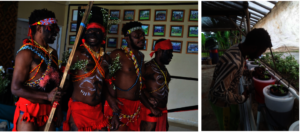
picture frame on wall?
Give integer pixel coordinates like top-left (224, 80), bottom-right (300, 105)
top-left (108, 24), bottom-right (119, 34)
top-left (171, 10), bottom-right (185, 22)
top-left (72, 9), bottom-right (78, 21)
top-left (124, 10), bottom-right (135, 21)
top-left (141, 39), bottom-right (148, 51)
top-left (170, 25), bottom-right (183, 37)
top-left (121, 38), bottom-right (128, 48)
top-left (141, 24), bottom-right (149, 36)
top-left (152, 39), bottom-right (157, 51)
top-left (70, 22), bottom-right (77, 32)
top-left (188, 26), bottom-right (198, 37)
top-left (69, 35), bottom-right (76, 45)
top-left (153, 25), bottom-right (166, 36)
top-left (155, 10), bottom-right (167, 21)
top-left (68, 48), bottom-right (72, 53)
top-left (171, 41), bottom-right (182, 53)
top-left (189, 9), bottom-right (198, 21)
top-left (110, 10), bottom-right (120, 20)
top-left (186, 41), bottom-right (198, 54)
top-left (107, 37), bottom-right (118, 48)
top-left (139, 9), bottom-right (150, 21)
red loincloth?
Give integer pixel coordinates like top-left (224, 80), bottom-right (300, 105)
top-left (63, 98), bottom-right (108, 131)
top-left (12, 97), bottom-right (56, 131)
top-left (140, 104), bottom-right (168, 131)
top-left (104, 98), bottom-right (141, 131)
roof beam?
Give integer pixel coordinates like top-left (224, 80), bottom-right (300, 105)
top-left (248, 6), bottom-right (268, 16)
top-left (202, 2), bottom-right (224, 10)
top-left (227, 16), bottom-right (246, 36)
top-left (268, 1), bottom-right (277, 4)
top-left (202, 10), bottom-right (245, 17)
top-left (251, 1), bottom-right (272, 10)
top-left (249, 12), bottom-right (263, 19)
top-left (251, 15), bottom-right (261, 20)
top-left (202, 28), bottom-right (238, 32)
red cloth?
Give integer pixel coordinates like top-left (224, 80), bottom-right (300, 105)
top-left (12, 97), bottom-right (56, 131)
top-left (209, 49), bottom-right (218, 53)
top-left (63, 98), bottom-right (108, 131)
top-left (104, 98), bottom-right (141, 131)
top-left (150, 39), bottom-right (173, 57)
top-left (140, 104), bottom-right (168, 131)
top-left (86, 22), bottom-right (105, 33)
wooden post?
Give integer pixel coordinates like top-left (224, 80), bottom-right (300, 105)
top-left (44, 1), bottom-right (94, 131)
top-left (227, 16), bottom-right (246, 36)
top-left (245, 9), bottom-right (251, 33)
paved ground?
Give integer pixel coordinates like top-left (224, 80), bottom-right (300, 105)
top-left (169, 121), bottom-right (198, 131)
top-left (201, 65), bottom-right (220, 130)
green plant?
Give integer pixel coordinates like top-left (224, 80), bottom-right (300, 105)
top-left (0, 66), bottom-right (10, 94)
top-left (70, 57), bottom-right (89, 73)
top-left (109, 53), bottom-right (122, 77)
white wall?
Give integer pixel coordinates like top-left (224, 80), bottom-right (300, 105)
top-left (253, 1), bottom-right (299, 49)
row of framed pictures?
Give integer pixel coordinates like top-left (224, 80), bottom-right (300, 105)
top-left (105, 24), bottom-right (198, 37)
top-left (67, 39), bottom-right (197, 54)
top-left (71, 9), bottom-right (198, 22)
top-left (106, 38), bottom-right (198, 54)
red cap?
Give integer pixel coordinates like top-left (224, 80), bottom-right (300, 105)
top-left (150, 39), bottom-right (173, 57)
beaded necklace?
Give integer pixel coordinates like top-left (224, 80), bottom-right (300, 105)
top-left (72, 43), bottom-right (105, 82)
top-left (150, 59), bottom-right (169, 93)
top-left (122, 47), bottom-right (143, 96)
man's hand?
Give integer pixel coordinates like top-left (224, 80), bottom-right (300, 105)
top-left (47, 87), bottom-right (61, 102)
top-left (110, 115), bottom-right (120, 130)
top-left (148, 97), bottom-right (157, 108)
top-left (150, 107), bottom-right (162, 117)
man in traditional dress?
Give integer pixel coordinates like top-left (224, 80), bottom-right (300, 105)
top-left (104, 21), bottom-right (161, 131)
top-left (140, 39), bottom-right (173, 131)
top-left (62, 8), bottom-right (120, 131)
top-left (11, 9), bottom-right (62, 131)
top-left (209, 28), bottom-right (272, 130)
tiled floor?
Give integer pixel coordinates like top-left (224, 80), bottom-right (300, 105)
top-left (169, 121), bottom-right (198, 131)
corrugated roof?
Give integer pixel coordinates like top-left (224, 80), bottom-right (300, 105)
top-left (202, 1), bottom-right (278, 31)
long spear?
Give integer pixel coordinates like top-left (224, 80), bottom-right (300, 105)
top-left (44, 1), bottom-right (94, 131)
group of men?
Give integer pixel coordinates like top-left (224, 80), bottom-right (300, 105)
top-left (11, 8), bottom-right (173, 131)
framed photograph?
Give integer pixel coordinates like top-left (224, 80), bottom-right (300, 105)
top-left (139, 9), bottom-right (150, 21)
top-left (72, 9), bottom-right (78, 21)
top-left (189, 9), bottom-right (198, 21)
top-left (186, 41), bottom-right (198, 54)
top-left (188, 26), bottom-right (198, 37)
top-left (153, 25), bottom-right (166, 36)
top-left (107, 37), bottom-right (118, 48)
top-left (155, 10), bottom-right (167, 21)
top-left (121, 38), bottom-right (128, 48)
top-left (124, 10), bottom-right (135, 21)
top-left (110, 10), bottom-right (120, 20)
top-left (171, 10), bottom-right (185, 22)
top-left (152, 39), bottom-right (158, 51)
top-left (69, 35), bottom-right (76, 45)
top-left (171, 41), bottom-right (182, 53)
top-left (68, 47), bottom-right (72, 53)
top-left (108, 24), bottom-right (119, 34)
top-left (141, 39), bottom-right (148, 51)
top-left (170, 25), bottom-right (183, 37)
top-left (141, 24), bottom-right (149, 36)
top-left (70, 22), bottom-right (77, 32)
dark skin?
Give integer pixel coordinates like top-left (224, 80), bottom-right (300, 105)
top-left (140, 49), bottom-right (173, 131)
top-left (108, 29), bottom-right (161, 131)
top-left (11, 23), bottom-right (63, 131)
top-left (68, 28), bottom-right (120, 131)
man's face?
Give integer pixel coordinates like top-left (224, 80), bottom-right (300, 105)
top-left (85, 28), bottom-right (103, 46)
top-left (249, 46), bottom-right (268, 60)
top-left (42, 23), bottom-right (59, 44)
top-left (159, 49), bottom-right (173, 65)
top-left (128, 29), bottom-right (145, 50)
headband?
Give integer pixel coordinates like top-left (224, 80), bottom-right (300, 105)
top-left (86, 22), bottom-right (105, 33)
top-left (149, 39), bottom-right (173, 57)
top-left (126, 26), bottom-right (143, 35)
top-left (28, 18), bottom-right (58, 45)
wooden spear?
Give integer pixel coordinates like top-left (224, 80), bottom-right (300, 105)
top-left (44, 1), bottom-right (94, 131)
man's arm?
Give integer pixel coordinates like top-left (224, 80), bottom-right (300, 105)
top-left (210, 62), bottom-right (248, 105)
top-left (11, 50), bottom-right (61, 103)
